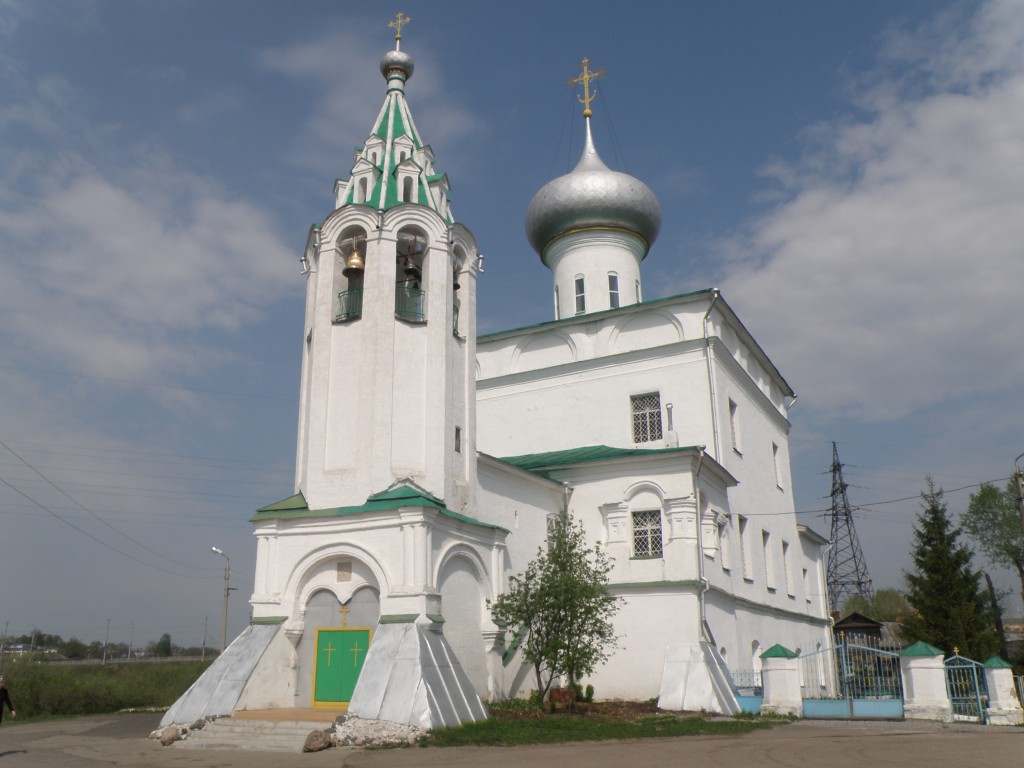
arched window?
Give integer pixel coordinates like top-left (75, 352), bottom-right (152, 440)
top-left (635, 279), bottom-right (642, 303)
top-left (608, 272), bottom-right (620, 309)
top-left (574, 275), bottom-right (586, 315)
top-left (357, 177), bottom-right (368, 203)
top-left (554, 285), bottom-right (560, 320)
top-left (333, 228), bottom-right (367, 322)
top-left (452, 246), bottom-right (466, 337)
top-left (395, 228), bottom-right (426, 324)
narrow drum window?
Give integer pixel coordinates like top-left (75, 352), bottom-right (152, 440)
top-left (574, 275), bottom-right (586, 314)
top-left (608, 273), bottom-right (620, 308)
top-left (630, 392), bottom-right (663, 443)
top-left (728, 399), bottom-right (741, 453)
top-left (632, 510), bottom-right (663, 557)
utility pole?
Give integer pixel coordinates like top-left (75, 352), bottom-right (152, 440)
top-left (102, 618), bottom-right (111, 664)
top-left (1013, 453), bottom-right (1024, 526)
top-left (211, 547), bottom-right (235, 653)
top-left (826, 442), bottom-right (874, 616)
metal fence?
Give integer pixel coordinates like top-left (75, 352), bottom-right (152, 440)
top-left (798, 633), bottom-right (903, 719)
top-left (945, 653), bottom-right (988, 722)
top-left (728, 669), bottom-right (763, 695)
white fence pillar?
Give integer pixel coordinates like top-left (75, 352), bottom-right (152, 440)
top-left (899, 641), bottom-right (952, 722)
top-left (760, 644), bottom-right (801, 717)
top-left (983, 656), bottom-right (1024, 725)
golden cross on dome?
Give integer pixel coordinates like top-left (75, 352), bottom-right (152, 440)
top-left (568, 58), bottom-right (605, 118)
top-left (389, 12), bottom-right (411, 43)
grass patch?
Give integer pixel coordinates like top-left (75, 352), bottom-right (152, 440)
top-left (0, 660), bottom-right (211, 720)
top-left (426, 712), bottom-right (779, 747)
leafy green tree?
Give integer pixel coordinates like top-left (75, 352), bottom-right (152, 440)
top-left (962, 480), bottom-right (1024, 609)
top-left (843, 588), bottom-right (912, 623)
top-left (153, 633), bottom-right (173, 658)
top-left (903, 479), bottom-right (999, 659)
top-left (489, 515), bottom-right (620, 706)
top-left (61, 637), bottom-right (88, 660)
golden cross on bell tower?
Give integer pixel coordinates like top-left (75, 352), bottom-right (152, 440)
top-left (568, 58), bottom-right (606, 119)
top-left (389, 12), bottom-right (411, 48)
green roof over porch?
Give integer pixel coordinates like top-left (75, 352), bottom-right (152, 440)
top-left (251, 484), bottom-right (509, 533)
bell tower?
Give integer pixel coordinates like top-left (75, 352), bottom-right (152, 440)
top-left (294, 20), bottom-right (479, 514)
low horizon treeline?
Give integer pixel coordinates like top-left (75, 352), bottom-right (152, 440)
top-left (1, 630), bottom-right (215, 661)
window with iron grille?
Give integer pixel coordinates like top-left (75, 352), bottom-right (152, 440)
top-left (632, 510), bottom-right (663, 557)
top-left (631, 392), bottom-right (663, 443)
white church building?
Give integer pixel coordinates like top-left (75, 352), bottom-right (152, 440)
top-left (163, 21), bottom-right (831, 730)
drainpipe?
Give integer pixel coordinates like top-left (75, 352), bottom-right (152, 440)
top-left (694, 446), bottom-right (713, 644)
top-left (703, 289), bottom-right (722, 461)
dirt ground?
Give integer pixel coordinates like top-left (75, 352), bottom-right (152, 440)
top-left (1, 711), bottom-right (1023, 768)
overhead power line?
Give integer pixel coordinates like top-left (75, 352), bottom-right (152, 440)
top-left (0, 441), bottom-right (219, 578)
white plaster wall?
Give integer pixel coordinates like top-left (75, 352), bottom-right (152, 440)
top-left (478, 345), bottom-right (713, 457)
top-left (588, 590), bottom-right (701, 700)
top-left (438, 556), bottom-right (489, 694)
top-left (703, 590), bottom-right (831, 676)
top-left (474, 457), bottom-right (562, 579)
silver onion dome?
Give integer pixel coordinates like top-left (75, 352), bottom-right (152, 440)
top-left (380, 49), bottom-right (414, 81)
top-left (526, 122), bottom-right (661, 259)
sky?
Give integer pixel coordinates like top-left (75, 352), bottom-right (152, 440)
top-left (1, 0), bottom-right (1023, 648)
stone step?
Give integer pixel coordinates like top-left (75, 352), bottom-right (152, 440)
top-left (174, 718), bottom-right (335, 752)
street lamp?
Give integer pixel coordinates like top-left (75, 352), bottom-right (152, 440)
top-left (211, 546), bottom-right (231, 653)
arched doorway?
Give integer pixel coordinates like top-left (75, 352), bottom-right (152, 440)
top-left (297, 584), bottom-right (381, 708)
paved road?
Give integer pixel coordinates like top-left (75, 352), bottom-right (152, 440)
top-left (1, 715), bottom-right (1022, 767)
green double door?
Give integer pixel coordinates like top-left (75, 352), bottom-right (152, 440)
top-left (313, 628), bottom-right (371, 707)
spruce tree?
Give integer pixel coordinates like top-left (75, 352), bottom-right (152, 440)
top-left (903, 478), bottom-right (999, 659)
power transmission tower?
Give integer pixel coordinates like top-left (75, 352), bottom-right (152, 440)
top-left (826, 442), bottom-right (873, 615)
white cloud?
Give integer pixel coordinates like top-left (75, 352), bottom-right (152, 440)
top-left (720, 0), bottom-right (1024, 422)
top-left (0, 162), bottom-right (296, 381)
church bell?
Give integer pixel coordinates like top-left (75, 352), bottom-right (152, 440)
top-left (403, 256), bottom-right (422, 281)
top-left (342, 248), bottom-right (365, 277)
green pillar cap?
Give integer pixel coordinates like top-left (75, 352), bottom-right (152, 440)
top-left (984, 656), bottom-right (1013, 669)
top-left (760, 643), bottom-right (798, 659)
top-left (900, 640), bottom-right (944, 657)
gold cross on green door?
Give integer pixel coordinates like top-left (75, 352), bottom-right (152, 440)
top-left (313, 628), bottom-right (371, 706)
